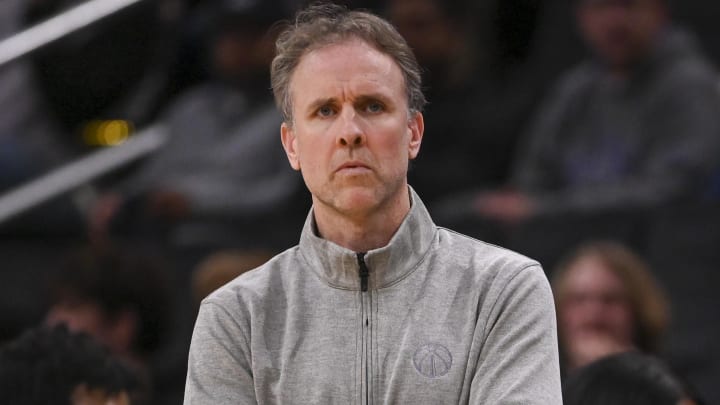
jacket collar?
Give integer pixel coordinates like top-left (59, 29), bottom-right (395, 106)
top-left (298, 187), bottom-right (437, 290)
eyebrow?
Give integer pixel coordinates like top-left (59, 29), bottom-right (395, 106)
top-left (355, 93), bottom-right (393, 106)
top-left (306, 98), bottom-right (337, 114)
top-left (305, 93), bottom-right (395, 113)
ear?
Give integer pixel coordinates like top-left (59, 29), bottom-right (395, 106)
top-left (407, 112), bottom-right (424, 160)
top-left (281, 122), bottom-right (301, 171)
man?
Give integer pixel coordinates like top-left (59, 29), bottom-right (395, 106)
top-left (184, 4), bottom-right (562, 404)
top-left (473, 0), bottom-right (720, 223)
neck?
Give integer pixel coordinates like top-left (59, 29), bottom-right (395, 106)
top-left (312, 187), bottom-right (411, 252)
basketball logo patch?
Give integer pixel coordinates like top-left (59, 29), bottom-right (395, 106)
top-left (413, 343), bottom-right (452, 378)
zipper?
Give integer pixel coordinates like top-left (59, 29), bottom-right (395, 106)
top-left (357, 252), bottom-right (370, 405)
top-left (357, 252), bottom-right (369, 292)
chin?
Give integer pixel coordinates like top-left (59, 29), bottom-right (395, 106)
top-left (312, 178), bottom-right (407, 217)
top-left (332, 187), bottom-right (383, 215)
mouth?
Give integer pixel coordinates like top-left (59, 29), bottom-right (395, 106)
top-left (336, 161), bottom-right (371, 174)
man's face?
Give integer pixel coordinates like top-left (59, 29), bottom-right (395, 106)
top-left (577, 0), bottom-right (667, 69)
top-left (281, 39), bottom-right (423, 218)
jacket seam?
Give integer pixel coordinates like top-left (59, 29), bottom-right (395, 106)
top-left (438, 226), bottom-right (539, 264)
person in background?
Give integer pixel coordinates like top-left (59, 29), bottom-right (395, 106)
top-left (552, 241), bottom-right (669, 373)
top-left (471, 0), bottom-right (720, 223)
top-left (0, 324), bottom-right (137, 405)
top-left (45, 245), bottom-right (173, 404)
top-left (563, 352), bottom-right (700, 405)
top-left (89, 0), bottom-right (304, 252)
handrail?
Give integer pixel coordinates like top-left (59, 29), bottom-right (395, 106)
top-left (0, 0), bottom-right (143, 67)
top-left (0, 125), bottom-right (167, 224)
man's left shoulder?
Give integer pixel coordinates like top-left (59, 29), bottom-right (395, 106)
top-left (434, 226), bottom-right (542, 277)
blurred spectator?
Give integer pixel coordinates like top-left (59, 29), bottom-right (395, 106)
top-left (388, 0), bottom-right (542, 205)
top-left (563, 352), bottom-right (700, 405)
top-left (89, 0), bottom-right (305, 252)
top-left (468, 0), bottom-right (720, 223)
top-left (45, 245), bottom-right (173, 404)
top-left (0, 324), bottom-right (138, 405)
top-left (553, 241), bottom-right (668, 373)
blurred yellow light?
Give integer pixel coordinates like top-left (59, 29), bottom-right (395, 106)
top-left (83, 120), bottom-right (133, 146)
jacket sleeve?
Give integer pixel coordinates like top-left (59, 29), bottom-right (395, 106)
top-left (469, 264), bottom-right (563, 404)
top-left (184, 300), bottom-right (257, 405)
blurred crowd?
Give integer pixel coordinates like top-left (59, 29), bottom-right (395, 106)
top-left (0, 0), bottom-right (719, 403)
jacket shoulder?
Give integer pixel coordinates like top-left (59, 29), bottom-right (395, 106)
top-left (435, 227), bottom-right (543, 277)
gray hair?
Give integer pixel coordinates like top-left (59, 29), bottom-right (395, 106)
top-left (271, 3), bottom-right (426, 124)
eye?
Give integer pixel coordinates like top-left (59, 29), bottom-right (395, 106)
top-left (317, 105), bottom-right (335, 117)
top-left (365, 102), bottom-right (384, 113)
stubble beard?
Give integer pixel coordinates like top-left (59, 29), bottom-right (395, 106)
top-left (314, 170), bottom-right (407, 222)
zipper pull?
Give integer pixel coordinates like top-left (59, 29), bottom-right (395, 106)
top-left (356, 252), bottom-right (369, 292)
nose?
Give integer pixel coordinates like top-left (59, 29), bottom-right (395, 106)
top-left (336, 107), bottom-right (365, 147)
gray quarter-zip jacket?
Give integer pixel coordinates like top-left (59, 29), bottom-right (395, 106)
top-left (184, 189), bottom-right (562, 404)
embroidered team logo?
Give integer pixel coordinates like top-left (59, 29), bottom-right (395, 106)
top-left (413, 343), bottom-right (452, 378)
